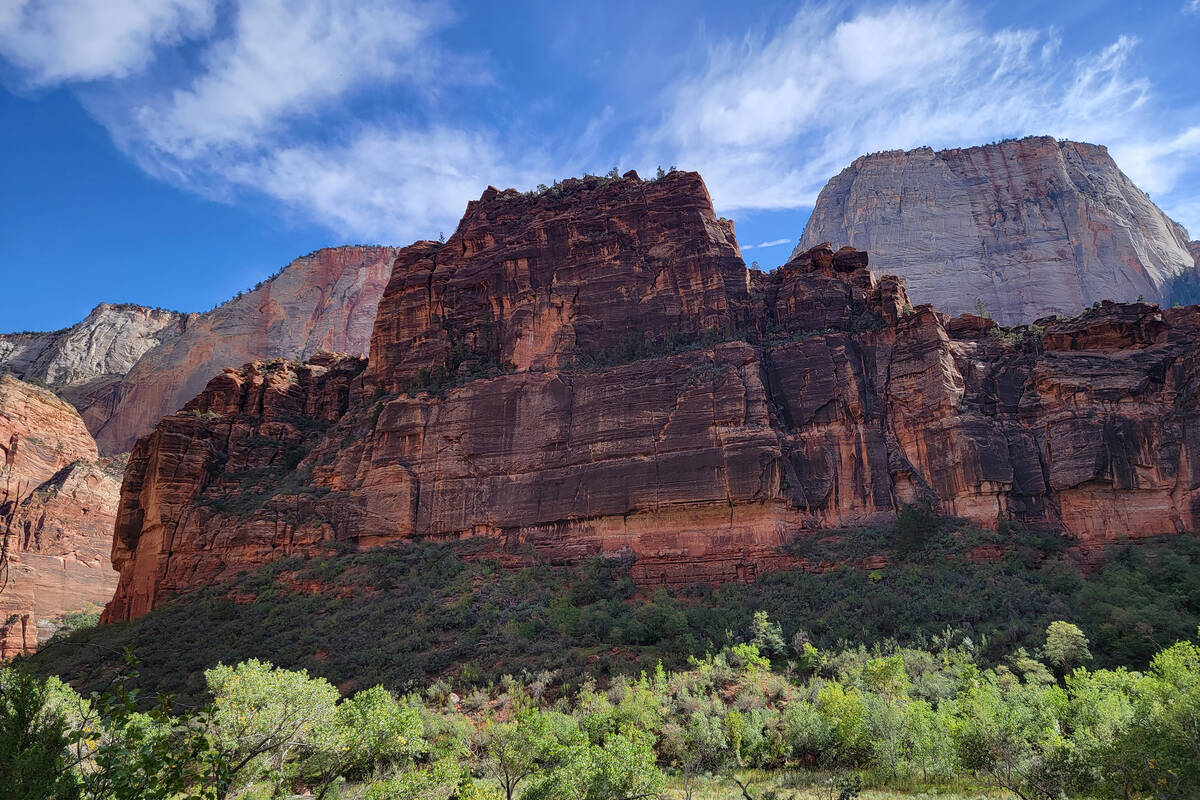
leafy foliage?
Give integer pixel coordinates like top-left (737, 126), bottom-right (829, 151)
top-left (26, 528), bottom-right (1200, 707)
top-left (9, 625), bottom-right (1200, 798)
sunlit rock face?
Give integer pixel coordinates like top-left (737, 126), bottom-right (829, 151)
top-left (798, 137), bottom-right (1195, 324)
top-left (0, 375), bottom-right (120, 658)
top-left (0, 304), bottom-right (185, 387)
top-left (0, 246), bottom-right (397, 455)
top-left (100, 172), bottom-right (1200, 623)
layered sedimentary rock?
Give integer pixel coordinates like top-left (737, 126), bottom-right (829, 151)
top-left (798, 137), bottom-right (1195, 323)
top-left (0, 304), bottom-right (184, 387)
top-left (102, 171), bottom-right (1200, 622)
top-left (1, 246), bottom-right (396, 454)
top-left (362, 172), bottom-right (748, 393)
top-left (88, 245), bottom-right (397, 455)
top-left (0, 375), bottom-right (120, 657)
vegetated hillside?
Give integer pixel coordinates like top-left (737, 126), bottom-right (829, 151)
top-left (14, 600), bottom-right (1200, 799)
top-left (29, 513), bottom-right (1200, 706)
top-left (798, 136), bottom-right (1196, 323)
top-left (102, 169), bottom-right (1200, 628)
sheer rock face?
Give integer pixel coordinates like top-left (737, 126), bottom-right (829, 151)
top-left (101, 174), bottom-right (1200, 622)
top-left (0, 376), bottom-right (120, 658)
top-left (87, 245), bottom-right (396, 455)
top-left (1, 246), bottom-right (396, 455)
top-left (798, 137), bottom-right (1195, 324)
top-left (0, 304), bottom-right (185, 387)
top-left (361, 172), bottom-right (750, 394)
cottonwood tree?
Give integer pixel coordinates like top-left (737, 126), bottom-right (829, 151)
top-left (524, 729), bottom-right (664, 800)
top-left (203, 659), bottom-right (339, 799)
top-left (1043, 621), bottom-right (1092, 676)
top-left (472, 705), bottom-right (575, 800)
top-left (1, 656), bottom-right (212, 800)
top-left (300, 685), bottom-right (425, 799)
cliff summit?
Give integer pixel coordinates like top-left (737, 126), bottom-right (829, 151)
top-left (799, 137), bottom-right (1195, 323)
top-left (101, 170), bottom-right (1200, 622)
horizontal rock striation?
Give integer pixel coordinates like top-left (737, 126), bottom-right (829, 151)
top-left (361, 172), bottom-right (749, 394)
top-left (88, 245), bottom-right (397, 455)
top-left (102, 171), bottom-right (1200, 622)
top-left (0, 375), bottom-right (120, 657)
top-left (1, 246), bottom-right (396, 455)
top-left (798, 137), bottom-right (1195, 324)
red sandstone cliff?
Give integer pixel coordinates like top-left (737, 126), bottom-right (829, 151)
top-left (361, 172), bottom-right (749, 393)
top-left (0, 375), bottom-right (120, 657)
top-left (0, 246), bottom-right (397, 455)
top-left (101, 172), bottom-right (1200, 622)
top-left (798, 137), bottom-right (1196, 324)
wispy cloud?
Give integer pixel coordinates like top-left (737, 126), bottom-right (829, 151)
top-left (645, 3), bottom-right (1200, 234)
top-left (130, 0), bottom-right (452, 159)
top-left (0, 0), bottom-right (216, 85)
top-left (1, 1), bottom-right (1198, 244)
top-left (226, 124), bottom-right (542, 241)
top-left (0, 0), bottom-right (516, 242)
top-left (743, 238), bottom-right (791, 250)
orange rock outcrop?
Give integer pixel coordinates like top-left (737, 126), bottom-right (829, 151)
top-left (0, 375), bottom-right (120, 657)
top-left (101, 172), bottom-right (1200, 622)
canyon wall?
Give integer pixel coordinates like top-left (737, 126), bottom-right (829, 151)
top-left (0, 246), bottom-right (397, 454)
top-left (0, 375), bottom-right (120, 657)
top-left (798, 137), bottom-right (1196, 324)
top-left (102, 172), bottom-right (1200, 622)
top-left (0, 304), bottom-right (185, 387)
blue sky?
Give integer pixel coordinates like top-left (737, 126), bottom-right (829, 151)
top-left (1, 0), bottom-right (1198, 332)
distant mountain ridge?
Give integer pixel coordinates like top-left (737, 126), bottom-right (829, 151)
top-left (798, 136), bottom-right (1196, 324)
top-left (0, 303), bottom-right (185, 388)
top-left (0, 245), bottom-right (397, 454)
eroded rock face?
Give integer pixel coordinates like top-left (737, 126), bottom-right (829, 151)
top-left (88, 245), bottom-right (396, 455)
top-left (101, 173), bottom-right (1200, 622)
top-left (1, 246), bottom-right (396, 455)
top-left (0, 375), bottom-right (120, 658)
top-left (0, 304), bottom-right (185, 387)
top-left (798, 137), bottom-right (1195, 324)
top-left (361, 172), bottom-right (749, 394)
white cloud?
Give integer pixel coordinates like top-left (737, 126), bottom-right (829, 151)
top-left (133, 0), bottom-right (450, 158)
top-left (0, 0), bottom-right (516, 243)
top-left (0, 0), bottom-right (216, 85)
top-left (743, 238), bottom-right (791, 250)
top-left (646, 2), bottom-right (1200, 237)
top-left (3, 1), bottom-right (1197, 246)
top-left (228, 125), bottom-right (541, 240)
